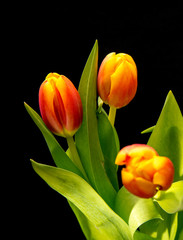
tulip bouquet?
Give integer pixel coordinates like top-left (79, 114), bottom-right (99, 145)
top-left (25, 41), bottom-right (183, 240)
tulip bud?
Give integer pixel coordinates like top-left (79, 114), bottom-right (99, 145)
top-left (39, 73), bottom-right (83, 138)
top-left (115, 144), bottom-right (174, 198)
top-left (97, 52), bottom-right (137, 108)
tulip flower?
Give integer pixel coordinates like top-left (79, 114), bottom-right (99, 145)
top-left (39, 73), bottom-right (83, 138)
top-left (39, 73), bottom-right (88, 179)
top-left (97, 53), bottom-right (137, 125)
top-left (115, 144), bottom-right (174, 198)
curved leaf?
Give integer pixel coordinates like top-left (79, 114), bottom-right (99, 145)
top-left (114, 187), bottom-right (163, 236)
top-left (133, 231), bottom-right (155, 240)
top-left (140, 206), bottom-right (178, 240)
top-left (154, 181), bottom-right (183, 214)
top-left (31, 160), bottom-right (132, 240)
top-left (24, 103), bottom-right (84, 178)
top-left (75, 40), bottom-right (116, 207)
top-left (69, 201), bottom-right (114, 240)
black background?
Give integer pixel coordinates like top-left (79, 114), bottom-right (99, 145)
top-left (13, 6), bottom-right (183, 239)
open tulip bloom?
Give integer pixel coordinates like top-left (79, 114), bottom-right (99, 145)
top-left (25, 41), bottom-right (183, 240)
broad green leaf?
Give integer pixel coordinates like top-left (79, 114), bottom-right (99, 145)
top-left (175, 211), bottom-right (183, 240)
top-left (97, 109), bottom-right (119, 191)
top-left (114, 187), bottom-right (163, 236)
top-left (69, 201), bottom-right (113, 240)
top-left (75, 40), bottom-right (116, 207)
top-left (129, 200), bottom-right (162, 236)
top-left (154, 181), bottom-right (183, 214)
top-left (139, 218), bottom-right (164, 239)
top-left (24, 103), bottom-right (84, 178)
top-left (31, 160), bottom-right (132, 240)
top-left (148, 91), bottom-right (183, 181)
top-left (140, 205), bottom-right (178, 240)
top-left (157, 205), bottom-right (178, 240)
top-left (133, 231), bottom-right (156, 240)
top-left (177, 229), bottom-right (183, 240)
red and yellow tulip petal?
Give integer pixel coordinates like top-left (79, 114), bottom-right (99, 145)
top-left (115, 144), bottom-right (158, 166)
top-left (39, 80), bottom-right (63, 134)
top-left (116, 144), bottom-right (174, 198)
top-left (97, 53), bottom-right (116, 102)
top-left (153, 169), bottom-right (174, 190)
top-left (122, 169), bottom-right (141, 197)
top-left (57, 75), bottom-right (83, 135)
top-left (136, 159), bottom-right (155, 181)
top-left (97, 52), bottom-right (137, 108)
top-left (109, 61), bottom-right (137, 108)
top-left (39, 73), bottom-right (83, 138)
top-left (153, 156), bottom-right (174, 190)
top-left (128, 144), bottom-right (158, 159)
top-left (135, 177), bottom-right (157, 198)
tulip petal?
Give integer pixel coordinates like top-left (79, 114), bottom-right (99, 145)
top-left (135, 177), bottom-right (157, 198)
top-left (122, 170), bottom-right (143, 197)
top-left (122, 168), bottom-right (157, 198)
top-left (39, 73), bottom-right (83, 138)
top-left (53, 86), bottom-right (66, 133)
top-left (39, 80), bottom-right (63, 134)
top-left (153, 156), bottom-right (174, 190)
top-left (136, 159), bottom-right (155, 181)
top-left (116, 144), bottom-right (174, 198)
top-left (128, 144), bottom-right (158, 159)
top-left (97, 52), bottom-right (137, 108)
top-left (115, 150), bottom-right (128, 165)
top-left (56, 75), bottom-right (83, 135)
top-left (115, 144), bottom-right (158, 166)
top-left (153, 170), bottom-right (174, 190)
top-left (97, 53), bottom-right (116, 102)
top-left (109, 61), bottom-right (136, 108)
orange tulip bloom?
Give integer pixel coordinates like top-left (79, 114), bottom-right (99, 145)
top-left (115, 144), bottom-right (174, 198)
top-left (97, 53), bottom-right (137, 108)
top-left (39, 73), bottom-right (83, 137)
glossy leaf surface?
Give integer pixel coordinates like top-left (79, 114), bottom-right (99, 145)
top-left (140, 206), bottom-right (178, 240)
top-left (24, 103), bottom-right (83, 178)
top-left (31, 160), bottom-right (132, 240)
top-left (114, 187), bottom-right (162, 236)
top-left (148, 91), bottom-right (183, 182)
top-left (154, 181), bottom-right (183, 214)
top-left (75, 40), bottom-right (116, 207)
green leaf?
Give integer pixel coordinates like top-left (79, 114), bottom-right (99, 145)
top-left (24, 103), bottom-right (84, 178)
top-left (75, 40), bottom-right (116, 207)
top-left (114, 187), bottom-right (163, 236)
top-left (31, 160), bottom-right (132, 240)
top-left (141, 126), bottom-right (155, 134)
top-left (154, 181), bottom-right (183, 214)
top-left (176, 211), bottom-right (183, 240)
top-left (148, 91), bottom-right (183, 181)
top-left (133, 231), bottom-right (156, 240)
top-left (97, 109), bottom-right (119, 191)
top-left (69, 201), bottom-right (113, 240)
top-left (140, 205), bottom-right (178, 240)
top-left (157, 205), bottom-right (178, 240)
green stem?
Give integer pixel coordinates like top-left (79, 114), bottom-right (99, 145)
top-left (66, 136), bottom-right (88, 181)
top-left (108, 106), bottom-right (117, 126)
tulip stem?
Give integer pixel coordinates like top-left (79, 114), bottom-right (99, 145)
top-left (66, 136), bottom-right (88, 180)
top-left (108, 106), bottom-right (117, 126)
